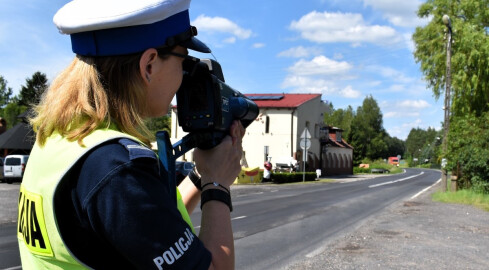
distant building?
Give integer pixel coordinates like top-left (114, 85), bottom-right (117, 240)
top-left (0, 113), bottom-right (35, 157)
top-left (319, 126), bottom-right (354, 175)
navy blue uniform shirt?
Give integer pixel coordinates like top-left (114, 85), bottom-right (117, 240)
top-left (54, 137), bottom-right (211, 269)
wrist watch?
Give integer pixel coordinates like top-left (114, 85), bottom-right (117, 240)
top-left (200, 188), bottom-right (233, 212)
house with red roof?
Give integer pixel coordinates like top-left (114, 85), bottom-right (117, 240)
top-left (170, 93), bottom-right (352, 175)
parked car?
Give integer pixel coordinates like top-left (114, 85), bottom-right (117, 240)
top-left (3, 155), bottom-right (29, 184)
top-left (175, 161), bottom-right (195, 186)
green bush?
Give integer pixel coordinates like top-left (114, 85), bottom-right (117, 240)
top-left (272, 172), bottom-right (316, 183)
top-left (354, 167), bottom-right (370, 174)
top-left (369, 161), bottom-right (391, 170)
top-left (447, 112), bottom-right (489, 194)
top-left (353, 159), bottom-right (403, 175)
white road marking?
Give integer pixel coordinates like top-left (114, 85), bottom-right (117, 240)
top-left (194, 216), bottom-right (247, 229)
top-left (411, 178), bottom-right (441, 199)
top-left (368, 172), bottom-right (424, 188)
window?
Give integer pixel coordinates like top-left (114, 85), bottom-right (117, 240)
top-left (6, 158), bottom-right (20, 166)
top-left (336, 131), bottom-right (342, 142)
top-left (265, 116), bottom-right (270, 133)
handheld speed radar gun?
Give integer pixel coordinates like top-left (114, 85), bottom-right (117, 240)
top-left (159, 56), bottom-right (258, 159)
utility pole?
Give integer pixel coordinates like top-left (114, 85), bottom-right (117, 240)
top-left (441, 14), bottom-right (452, 192)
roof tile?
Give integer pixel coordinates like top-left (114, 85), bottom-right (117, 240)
top-left (245, 93), bottom-right (321, 108)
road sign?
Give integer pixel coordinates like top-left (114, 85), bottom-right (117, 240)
top-left (300, 138), bottom-right (311, 150)
top-left (300, 128), bottom-right (311, 139)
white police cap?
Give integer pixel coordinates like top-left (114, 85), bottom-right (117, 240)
top-left (53, 0), bottom-right (211, 56)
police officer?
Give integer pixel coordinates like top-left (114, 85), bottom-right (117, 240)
top-left (18, 0), bottom-right (243, 269)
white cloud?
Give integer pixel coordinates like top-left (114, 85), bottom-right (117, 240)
top-left (384, 111), bottom-right (420, 118)
top-left (282, 75), bottom-right (333, 91)
top-left (389, 84), bottom-right (405, 92)
top-left (252, 43), bottom-right (265, 48)
top-left (398, 99), bottom-right (431, 109)
top-left (366, 65), bottom-right (414, 83)
top-left (287, 55), bottom-right (353, 77)
top-left (281, 55), bottom-right (360, 98)
top-left (290, 11), bottom-right (401, 46)
top-left (192, 15), bottom-right (252, 40)
top-left (277, 46), bottom-right (322, 58)
top-left (281, 76), bottom-right (360, 99)
top-left (387, 118), bottom-right (424, 139)
top-left (403, 33), bottom-right (415, 52)
top-left (333, 53), bottom-right (344, 60)
top-left (362, 0), bottom-right (430, 27)
top-left (366, 80), bottom-right (382, 87)
top-left (382, 99), bottom-right (431, 119)
top-left (223, 37), bottom-right (236, 44)
top-left (340, 85), bottom-right (362, 98)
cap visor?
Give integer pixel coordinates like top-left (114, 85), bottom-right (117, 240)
top-left (180, 37), bottom-right (211, 53)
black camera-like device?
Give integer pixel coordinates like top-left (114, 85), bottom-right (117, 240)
top-left (174, 57), bottom-right (258, 151)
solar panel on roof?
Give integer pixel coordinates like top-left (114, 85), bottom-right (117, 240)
top-left (248, 95), bottom-right (284, 100)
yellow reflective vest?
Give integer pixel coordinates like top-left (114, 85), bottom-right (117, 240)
top-left (18, 128), bottom-right (193, 269)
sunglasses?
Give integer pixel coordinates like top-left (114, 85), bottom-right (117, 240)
top-left (156, 49), bottom-right (201, 74)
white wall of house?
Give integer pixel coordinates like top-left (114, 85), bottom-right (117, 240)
top-left (169, 95), bottom-right (330, 170)
top-left (244, 108), bottom-right (295, 169)
top-left (294, 96), bottom-right (330, 170)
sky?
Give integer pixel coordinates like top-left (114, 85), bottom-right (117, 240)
top-left (0, 0), bottom-right (443, 140)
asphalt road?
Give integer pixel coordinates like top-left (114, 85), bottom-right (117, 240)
top-left (0, 181), bottom-right (21, 269)
top-left (0, 168), bottom-right (438, 269)
top-left (190, 168), bottom-right (440, 269)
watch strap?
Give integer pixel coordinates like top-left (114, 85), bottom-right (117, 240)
top-left (188, 169), bottom-right (202, 190)
top-left (200, 189), bottom-right (233, 212)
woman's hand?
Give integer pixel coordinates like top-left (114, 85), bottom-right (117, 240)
top-left (193, 120), bottom-right (245, 188)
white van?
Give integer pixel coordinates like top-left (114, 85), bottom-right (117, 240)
top-left (3, 155), bottom-right (29, 184)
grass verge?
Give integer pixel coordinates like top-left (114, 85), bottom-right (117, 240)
top-left (432, 189), bottom-right (489, 212)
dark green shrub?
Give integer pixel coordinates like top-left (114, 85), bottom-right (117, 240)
top-left (354, 167), bottom-right (370, 174)
top-left (272, 172), bottom-right (316, 183)
top-left (447, 112), bottom-right (489, 194)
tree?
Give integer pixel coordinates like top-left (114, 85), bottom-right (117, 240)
top-left (145, 115), bottom-right (171, 135)
top-left (413, 0), bottom-right (489, 117)
top-left (405, 127), bottom-right (440, 165)
top-left (0, 75), bottom-right (13, 107)
top-left (384, 135), bottom-right (406, 158)
top-left (3, 100), bottom-right (27, 129)
top-left (18, 71), bottom-right (48, 107)
top-left (349, 95), bottom-right (387, 164)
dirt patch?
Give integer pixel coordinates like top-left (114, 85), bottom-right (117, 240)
top-left (403, 201), bottom-right (423, 207)
top-left (339, 243), bottom-right (364, 252)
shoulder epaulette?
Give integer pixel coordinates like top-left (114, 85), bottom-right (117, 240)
top-left (118, 138), bottom-right (157, 161)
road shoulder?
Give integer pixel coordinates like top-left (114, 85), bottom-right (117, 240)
top-left (287, 182), bottom-right (489, 270)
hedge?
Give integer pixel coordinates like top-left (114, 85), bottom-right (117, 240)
top-left (271, 172), bottom-right (317, 184)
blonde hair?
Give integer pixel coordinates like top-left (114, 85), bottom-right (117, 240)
top-left (30, 54), bottom-right (153, 146)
